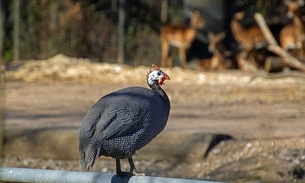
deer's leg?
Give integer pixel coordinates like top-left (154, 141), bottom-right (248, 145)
top-left (161, 39), bottom-right (170, 67)
top-left (178, 46), bottom-right (187, 69)
top-left (210, 52), bottom-right (219, 71)
top-left (297, 38), bottom-right (303, 57)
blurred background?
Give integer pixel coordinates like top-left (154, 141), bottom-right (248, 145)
top-left (1, 0), bottom-right (302, 68)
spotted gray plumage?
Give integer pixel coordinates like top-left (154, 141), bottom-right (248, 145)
top-left (78, 64), bottom-right (170, 176)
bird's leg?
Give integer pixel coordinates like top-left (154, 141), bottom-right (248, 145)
top-left (116, 159), bottom-right (130, 177)
top-left (128, 157), bottom-right (145, 176)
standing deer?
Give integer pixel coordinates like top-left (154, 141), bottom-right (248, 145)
top-left (197, 32), bottom-right (227, 71)
top-left (279, 0), bottom-right (304, 57)
top-left (160, 11), bottom-right (205, 69)
top-left (230, 11), bottom-right (267, 70)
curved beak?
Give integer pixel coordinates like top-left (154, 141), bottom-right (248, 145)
top-left (163, 73), bottom-right (170, 80)
top-left (158, 73), bottom-right (170, 86)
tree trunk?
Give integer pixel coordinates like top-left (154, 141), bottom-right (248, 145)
top-left (49, 1), bottom-right (58, 57)
top-left (161, 0), bottom-right (168, 23)
top-left (0, 0), bottom-right (4, 165)
top-left (118, 0), bottom-right (125, 64)
top-left (13, 0), bottom-right (20, 61)
top-left (264, 56), bottom-right (285, 72)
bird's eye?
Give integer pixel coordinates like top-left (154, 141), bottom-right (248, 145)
top-left (157, 71), bottom-right (161, 76)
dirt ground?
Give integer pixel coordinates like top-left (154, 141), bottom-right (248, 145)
top-left (2, 55), bottom-right (305, 182)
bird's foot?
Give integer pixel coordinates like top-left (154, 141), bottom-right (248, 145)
top-left (116, 158), bottom-right (145, 177)
top-left (130, 169), bottom-right (145, 176)
top-left (116, 170), bottom-right (145, 177)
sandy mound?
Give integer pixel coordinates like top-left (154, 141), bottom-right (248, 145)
top-left (5, 54), bottom-right (301, 87)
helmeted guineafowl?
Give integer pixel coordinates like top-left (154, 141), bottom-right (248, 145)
top-left (78, 64), bottom-right (170, 177)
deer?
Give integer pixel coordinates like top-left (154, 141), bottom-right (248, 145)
top-left (197, 32), bottom-right (227, 71)
top-left (230, 11), bottom-right (267, 71)
top-left (160, 11), bottom-right (205, 69)
top-left (279, 0), bottom-right (304, 57)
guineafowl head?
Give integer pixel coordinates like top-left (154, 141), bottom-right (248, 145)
top-left (79, 139), bottom-right (100, 171)
top-left (147, 64), bottom-right (170, 86)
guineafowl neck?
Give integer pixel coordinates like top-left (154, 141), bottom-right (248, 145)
top-left (149, 83), bottom-right (169, 100)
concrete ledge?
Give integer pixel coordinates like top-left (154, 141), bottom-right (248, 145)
top-left (3, 127), bottom-right (233, 160)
